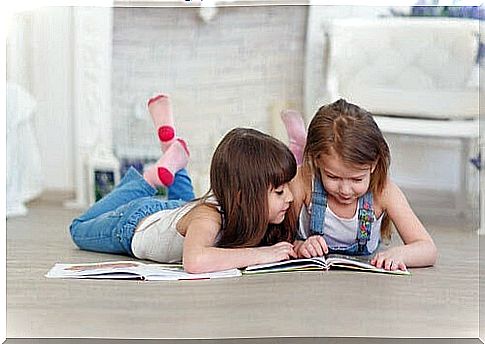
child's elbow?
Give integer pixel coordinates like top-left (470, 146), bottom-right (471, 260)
top-left (183, 254), bottom-right (211, 274)
top-left (427, 239), bottom-right (438, 266)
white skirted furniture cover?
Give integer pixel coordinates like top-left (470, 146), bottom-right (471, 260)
top-left (307, 17), bottom-right (480, 218)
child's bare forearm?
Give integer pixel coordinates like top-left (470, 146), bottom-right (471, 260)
top-left (183, 247), bottom-right (259, 273)
top-left (381, 239), bottom-right (437, 268)
top-left (183, 242), bottom-right (295, 274)
top-left (401, 239), bottom-right (437, 267)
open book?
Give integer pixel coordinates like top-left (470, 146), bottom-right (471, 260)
top-left (45, 261), bottom-right (242, 281)
top-left (244, 254), bottom-right (410, 275)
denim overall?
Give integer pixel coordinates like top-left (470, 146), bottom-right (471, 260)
top-left (69, 166), bottom-right (195, 257)
top-left (309, 175), bottom-right (375, 255)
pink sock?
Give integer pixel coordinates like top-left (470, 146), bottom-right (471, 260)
top-left (143, 139), bottom-right (190, 187)
top-left (147, 94), bottom-right (176, 152)
top-left (281, 109), bottom-right (307, 165)
top-left (289, 143), bottom-right (305, 165)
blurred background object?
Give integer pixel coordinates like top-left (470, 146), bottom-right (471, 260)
top-left (6, 83), bottom-right (44, 217)
top-left (5, 2), bottom-right (482, 230)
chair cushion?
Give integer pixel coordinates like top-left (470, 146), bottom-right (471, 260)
top-left (327, 17), bottom-right (479, 120)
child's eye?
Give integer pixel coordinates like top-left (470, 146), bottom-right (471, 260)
top-left (275, 190), bottom-right (284, 195)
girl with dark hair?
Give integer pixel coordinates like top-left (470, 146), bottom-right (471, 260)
top-left (281, 99), bottom-right (437, 271)
top-left (69, 95), bottom-right (297, 274)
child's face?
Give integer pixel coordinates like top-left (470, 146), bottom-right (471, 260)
top-left (267, 182), bottom-right (294, 224)
top-left (318, 151), bottom-right (374, 205)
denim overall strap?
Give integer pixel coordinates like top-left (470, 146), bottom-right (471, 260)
top-left (309, 175), bottom-right (327, 236)
top-left (356, 191), bottom-right (375, 253)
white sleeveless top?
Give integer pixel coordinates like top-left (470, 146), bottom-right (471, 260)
top-left (297, 202), bottom-right (384, 253)
top-left (131, 202), bottom-right (197, 263)
top-left (131, 197), bottom-right (222, 263)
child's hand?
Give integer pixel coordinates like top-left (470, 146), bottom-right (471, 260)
top-left (257, 242), bottom-right (297, 263)
top-left (370, 248), bottom-right (407, 271)
top-left (296, 235), bottom-right (328, 258)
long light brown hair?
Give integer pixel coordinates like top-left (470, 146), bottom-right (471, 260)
top-left (203, 128), bottom-right (298, 248)
top-left (303, 99), bottom-right (392, 239)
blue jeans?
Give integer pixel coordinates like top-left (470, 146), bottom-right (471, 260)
top-left (69, 167), bottom-right (195, 256)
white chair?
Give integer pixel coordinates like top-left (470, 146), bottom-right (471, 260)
top-left (311, 17), bottom-right (480, 218)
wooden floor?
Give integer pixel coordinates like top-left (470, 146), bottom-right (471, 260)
top-left (6, 191), bottom-right (480, 339)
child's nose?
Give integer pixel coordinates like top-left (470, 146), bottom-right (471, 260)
top-left (285, 187), bottom-right (294, 203)
top-left (339, 180), bottom-right (352, 194)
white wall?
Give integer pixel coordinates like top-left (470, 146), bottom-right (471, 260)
top-left (111, 6), bottom-right (307, 195)
top-left (7, 5), bottom-right (477, 199)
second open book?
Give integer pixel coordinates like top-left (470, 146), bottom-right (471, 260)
top-left (244, 253), bottom-right (410, 275)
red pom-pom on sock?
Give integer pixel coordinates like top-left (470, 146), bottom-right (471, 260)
top-left (158, 126), bottom-right (175, 142)
top-left (158, 167), bottom-right (174, 187)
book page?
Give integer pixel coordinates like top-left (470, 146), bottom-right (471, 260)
top-left (45, 261), bottom-right (242, 280)
top-left (45, 261), bottom-right (148, 278)
top-left (326, 254), bottom-right (410, 275)
top-left (327, 253), bottom-right (373, 265)
top-left (145, 268), bottom-right (242, 280)
top-left (244, 256), bottom-right (328, 273)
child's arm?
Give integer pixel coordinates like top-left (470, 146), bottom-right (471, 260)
top-left (291, 167), bottom-right (328, 258)
top-left (182, 205), bottom-right (296, 273)
top-left (371, 180), bottom-right (438, 270)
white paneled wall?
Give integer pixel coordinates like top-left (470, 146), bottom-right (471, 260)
top-left (111, 6), bottom-right (306, 195)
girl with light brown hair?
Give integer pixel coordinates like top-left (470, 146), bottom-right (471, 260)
top-left (281, 99), bottom-right (437, 271)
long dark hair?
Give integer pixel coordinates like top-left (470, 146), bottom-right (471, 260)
top-left (304, 99), bottom-right (392, 239)
top-left (203, 127), bottom-right (297, 248)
